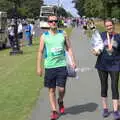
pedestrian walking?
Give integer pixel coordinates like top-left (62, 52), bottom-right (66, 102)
top-left (24, 22), bottom-right (31, 46)
top-left (30, 21), bottom-right (35, 45)
top-left (18, 21), bottom-right (23, 47)
top-left (7, 23), bottom-right (15, 48)
top-left (92, 19), bottom-right (120, 120)
top-left (76, 18), bottom-right (79, 27)
top-left (87, 19), bottom-right (96, 30)
top-left (37, 15), bottom-right (76, 120)
top-left (83, 19), bottom-right (88, 30)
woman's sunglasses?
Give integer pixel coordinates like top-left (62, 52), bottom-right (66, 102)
top-left (48, 20), bottom-right (58, 23)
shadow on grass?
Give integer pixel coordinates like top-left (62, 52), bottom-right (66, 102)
top-left (65, 102), bottom-right (98, 115)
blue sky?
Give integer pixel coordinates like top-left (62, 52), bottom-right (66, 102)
top-left (44, 0), bottom-right (79, 17)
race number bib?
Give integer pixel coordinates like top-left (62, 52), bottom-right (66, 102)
top-left (51, 47), bottom-right (63, 56)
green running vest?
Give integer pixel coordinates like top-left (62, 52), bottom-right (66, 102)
top-left (43, 30), bottom-right (67, 68)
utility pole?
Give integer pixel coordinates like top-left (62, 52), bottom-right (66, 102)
top-left (9, 0), bottom-right (23, 55)
top-left (57, 0), bottom-right (60, 17)
top-left (58, 0), bottom-right (60, 7)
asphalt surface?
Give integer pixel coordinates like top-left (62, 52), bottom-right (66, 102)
top-left (29, 26), bottom-right (115, 120)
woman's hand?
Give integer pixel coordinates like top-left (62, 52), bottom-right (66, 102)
top-left (108, 44), bottom-right (113, 52)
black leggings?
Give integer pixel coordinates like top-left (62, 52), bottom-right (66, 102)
top-left (97, 70), bottom-right (119, 99)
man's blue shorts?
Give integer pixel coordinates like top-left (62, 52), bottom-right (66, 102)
top-left (44, 66), bottom-right (67, 88)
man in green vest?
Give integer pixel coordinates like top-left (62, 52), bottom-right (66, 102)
top-left (37, 15), bottom-right (76, 120)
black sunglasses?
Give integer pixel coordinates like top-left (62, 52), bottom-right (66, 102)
top-left (48, 20), bottom-right (58, 23)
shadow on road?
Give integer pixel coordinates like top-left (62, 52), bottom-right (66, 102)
top-left (65, 102), bottom-right (98, 115)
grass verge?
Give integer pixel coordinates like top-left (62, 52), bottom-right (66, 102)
top-left (0, 43), bottom-right (43, 120)
top-left (0, 27), bottom-right (72, 120)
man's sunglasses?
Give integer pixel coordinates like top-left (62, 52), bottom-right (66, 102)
top-left (48, 20), bottom-right (58, 23)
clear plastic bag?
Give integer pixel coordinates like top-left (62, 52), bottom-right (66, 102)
top-left (91, 29), bottom-right (104, 54)
top-left (66, 52), bottom-right (76, 77)
top-left (67, 65), bottom-right (76, 77)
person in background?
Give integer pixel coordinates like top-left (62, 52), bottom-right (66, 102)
top-left (88, 19), bottom-right (96, 30)
top-left (18, 21), bottom-right (23, 47)
top-left (7, 23), bottom-right (15, 48)
top-left (24, 22), bottom-right (31, 46)
top-left (37, 15), bottom-right (76, 120)
top-left (30, 21), bottom-right (35, 45)
top-left (92, 19), bottom-right (120, 120)
top-left (76, 18), bottom-right (79, 27)
top-left (83, 19), bottom-right (88, 30)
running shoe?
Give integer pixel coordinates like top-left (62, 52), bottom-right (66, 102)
top-left (58, 98), bottom-right (65, 114)
top-left (113, 111), bottom-right (120, 120)
top-left (102, 109), bottom-right (110, 118)
top-left (50, 111), bottom-right (59, 120)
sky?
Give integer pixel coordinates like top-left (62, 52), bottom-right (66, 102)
top-left (44, 0), bottom-right (79, 17)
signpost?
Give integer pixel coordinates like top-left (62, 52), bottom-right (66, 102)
top-left (9, 0), bottom-right (23, 55)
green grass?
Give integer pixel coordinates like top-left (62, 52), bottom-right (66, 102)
top-left (0, 28), bottom-right (72, 120)
top-left (96, 25), bottom-right (105, 32)
top-left (86, 24), bottom-right (105, 38)
top-left (64, 27), bottom-right (73, 37)
top-left (0, 42), bottom-right (43, 120)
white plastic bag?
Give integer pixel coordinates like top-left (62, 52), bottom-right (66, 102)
top-left (66, 52), bottom-right (76, 77)
top-left (91, 29), bottom-right (104, 54)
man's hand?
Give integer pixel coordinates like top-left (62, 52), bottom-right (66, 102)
top-left (70, 62), bottom-right (76, 69)
top-left (37, 67), bottom-right (43, 76)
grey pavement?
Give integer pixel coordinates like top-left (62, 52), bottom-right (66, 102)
top-left (29, 27), bottom-right (115, 120)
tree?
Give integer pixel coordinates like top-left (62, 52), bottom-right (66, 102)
top-left (57, 7), bottom-right (69, 18)
top-left (84, 0), bottom-right (103, 17)
top-left (0, 0), bottom-right (44, 18)
top-left (111, 6), bottom-right (120, 19)
top-left (19, 0), bottom-right (43, 18)
top-left (73, 0), bottom-right (85, 16)
top-left (0, 0), bottom-right (13, 12)
top-left (73, 0), bottom-right (120, 19)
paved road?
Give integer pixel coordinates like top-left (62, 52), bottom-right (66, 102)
top-left (29, 27), bottom-right (114, 120)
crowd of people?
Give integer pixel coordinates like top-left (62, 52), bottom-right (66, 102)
top-left (7, 19), bottom-right (35, 48)
top-left (7, 17), bottom-right (95, 49)
top-left (64, 17), bottom-right (96, 30)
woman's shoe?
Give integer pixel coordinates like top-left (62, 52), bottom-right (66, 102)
top-left (102, 109), bottom-right (110, 118)
top-left (113, 111), bottom-right (120, 120)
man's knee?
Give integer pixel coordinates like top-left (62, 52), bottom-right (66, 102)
top-left (49, 88), bottom-right (56, 93)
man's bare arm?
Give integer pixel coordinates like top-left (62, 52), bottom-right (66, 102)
top-left (64, 32), bottom-right (76, 68)
top-left (37, 35), bottom-right (44, 76)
